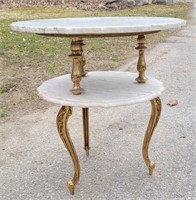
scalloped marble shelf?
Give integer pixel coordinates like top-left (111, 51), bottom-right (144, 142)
top-left (37, 71), bottom-right (165, 107)
top-left (11, 17), bottom-right (186, 37)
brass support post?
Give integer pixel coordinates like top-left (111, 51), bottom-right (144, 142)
top-left (136, 35), bottom-right (147, 83)
top-left (82, 108), bottom-right (90, 156)
top-left (142, 97), bottom-right (162, 175)
top-left (70, 38), bottom-right (84, 95)
top-left (78, 39), bottom-right (87, 77)
top-left (56, 106), bottom-right (80, 195)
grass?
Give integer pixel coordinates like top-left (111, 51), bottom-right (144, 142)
top-left (0, 4), bottom-right (191, 74)
top-left (0, 4), bottom-right (191, 19)
top-left (0, 108), bottom-right (9, 118)
top-left (0, 82), bottom-right (16, 94)
top-left (0, 3), bottom-right (192, 119)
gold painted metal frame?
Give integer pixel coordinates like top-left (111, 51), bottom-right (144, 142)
top-left (136, 34), bottom-right (147, 83)
top-left (69, 38), bottom-right (87, 95)
top-left (142, 97), bottom-right (162, 175)
top-left (56, 106), bottom-right (80, 195)
top-left (83, 108), bottom-right (90, 156)
top-left (56, 97), bottom-right (161, 195)
top-left (43, 31), bottom-right (157, 96)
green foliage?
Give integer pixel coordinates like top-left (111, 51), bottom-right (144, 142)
top-left (0, 4), bottom-right (191, 74)
top-left (0, 108), bottom-right (9, 117)
top-left (0, 4), bottom-right (192, 119)
top-left (0, 82), bottom-right (16, 94)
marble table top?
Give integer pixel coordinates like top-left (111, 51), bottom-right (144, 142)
top-left (11, 17), bottom-right (186, 37)
top-left (37, 71), bottom-right (165, 107)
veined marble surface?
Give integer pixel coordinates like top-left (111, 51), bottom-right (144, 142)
top-left (37, 71), bottom-right (165, 107)
top-left (11, 17), bottom-right (186, 36)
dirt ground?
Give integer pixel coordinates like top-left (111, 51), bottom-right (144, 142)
top-left (0, 37), bottom-right (137, 124)
top-left (0, 56), bottom-right (53, 123)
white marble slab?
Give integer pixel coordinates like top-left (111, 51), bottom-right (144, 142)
top-left (11, 17), bottom-right (186, 36)
top-left (37, 71), bottom-right (165, 107)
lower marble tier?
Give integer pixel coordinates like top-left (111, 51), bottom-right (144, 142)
top-left (37, 71), bottom-right (165, 107)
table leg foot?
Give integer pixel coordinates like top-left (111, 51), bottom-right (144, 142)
top-left (142, 97), bottom-right (161, 175)
top-left (67, 181), bottom-right (76, 195)
top-left (83, 108), bottom-right (90, 156)
top-left (57, 106), bottom-right (80, 195)
top-left (148, 162), bottom-right (155, 175)
top-left (85, 148), bottom-right (90, 156)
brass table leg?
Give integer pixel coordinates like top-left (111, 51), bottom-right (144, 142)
top-left (135, 35), bottom-right (147, 83)
top-left (56, 106), bottom-right (80, 195)
top-left (142, 97), bottom-right (162, 175)
top-left (70, 38), bottom-right (84, 95)
top-left (82, 108), bottom-right (90, 156)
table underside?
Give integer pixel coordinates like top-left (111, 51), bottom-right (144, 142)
top-left (37, 30), bottom-right (160, 38)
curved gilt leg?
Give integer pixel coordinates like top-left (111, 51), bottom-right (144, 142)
top-left (56, 106), bottom-right (80, 195)
top-left (142, 97), bottom-right (161, 175)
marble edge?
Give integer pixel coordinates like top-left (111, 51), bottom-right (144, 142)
top-left (37, 85), bottom-right (165, 108)
top-left (10, 18), bottom-right (186, 35)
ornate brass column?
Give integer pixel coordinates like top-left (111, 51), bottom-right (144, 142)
top-left (135, 35), bottom-right (147, 83)
top-left (142, 97), bottom-right (162, 175)
top-left (70, 38), bottom-right (84, 95)
top-left (78, 39), bottom-right (87, 77)
top-left (56, 106), bottom-right (80, 195)
top-left (82, 108), bottom-right (90, 156)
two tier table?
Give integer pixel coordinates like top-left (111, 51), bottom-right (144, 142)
top-left (11, 17), bottom-right (186, 194)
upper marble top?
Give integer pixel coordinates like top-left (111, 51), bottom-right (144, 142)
top-left (11, 17), bottom-right (186, 37)
top-left (37, 71), bottom-right (165, 107)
